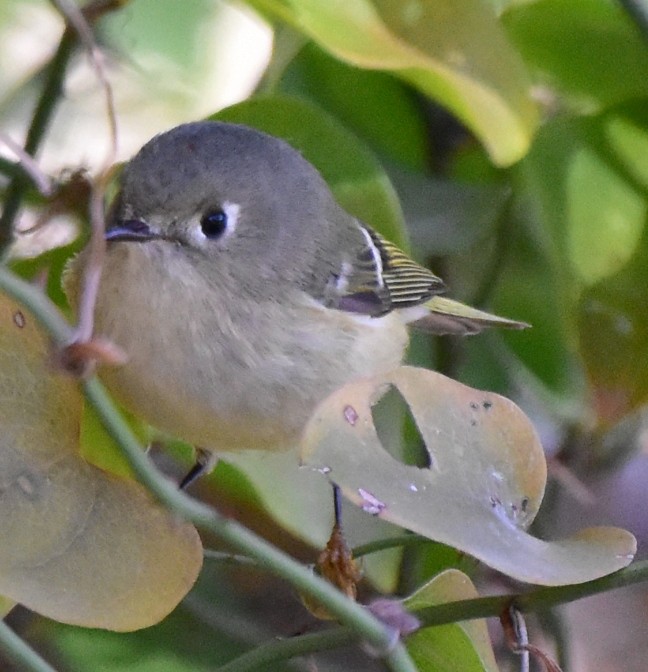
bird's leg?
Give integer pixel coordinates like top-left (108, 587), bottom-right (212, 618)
top-left (332, 483), bottom-right (343, 529)
top-left (179, 446), bottom-right (218, 489)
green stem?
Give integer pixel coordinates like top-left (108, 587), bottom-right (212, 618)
top-left (0, 267), bottom-right (416, 672)
top-left (0, 158), bottom-right (24, 181)
top-left (0, 620), bottom-right (58, 672)
top-left (203, 549), bottom-right (259, 566)
top-left (415, 559), bottom-right (648, 626)
top-left (218, 559), bottom-right (648, 670)
top-left (217, 628), bottom-right (357, 672)
top-left (0, 29), bottom-right (76, 252)
top-left (353, 534), bottom-right (429, 558)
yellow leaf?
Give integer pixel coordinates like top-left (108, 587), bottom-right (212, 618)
top-left (0, 295), bottom-right (202, 631)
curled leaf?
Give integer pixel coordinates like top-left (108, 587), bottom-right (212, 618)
top-left (301, 366), bottom-right (636, 585)
top-left (262, 0), bottom-right (538, 164)
top-left (0, 294), bottom-right (202, 630)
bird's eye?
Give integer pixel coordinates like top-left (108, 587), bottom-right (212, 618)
top-left (200, 210), bottom-right (228, 239)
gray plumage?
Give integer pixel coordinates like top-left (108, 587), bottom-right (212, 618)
top-left (66, 121), bottom-right (525, 456)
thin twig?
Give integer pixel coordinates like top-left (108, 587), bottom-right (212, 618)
top-left (503, 607), bottom-right (530, 672)
top-left (0, 30), bottom-right (76, 252)
top-left (203, 549), bottom-right (260, 566)
top-left (50, 0), bottom-right (119, 344)
top-left (216, 628), bottom-right (357, 672)
top-left (0, 0), bottom-right (126, 256)
top-left (352, 534), bottom-right (429, 558)
top-left (0, 620), bottom-right (58, 672)
top-left (0, 132), bottom-right (53, 197)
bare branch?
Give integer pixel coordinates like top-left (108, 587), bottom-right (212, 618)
top-left (0, 132), bottom-right (54, 197)
top-left (50, 0), bottom-right (119, 345)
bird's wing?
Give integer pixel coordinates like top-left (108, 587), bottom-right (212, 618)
top-left (323, 223), bottom-right (445, 317)
top-left (410, 296), bottom-right (529, 335)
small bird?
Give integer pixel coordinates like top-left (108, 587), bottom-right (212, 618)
top-left (66, 121), bottom-right (525, 485)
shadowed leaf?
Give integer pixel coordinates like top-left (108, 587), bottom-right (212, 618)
top-left (0, 295), bottom-right (202, 630)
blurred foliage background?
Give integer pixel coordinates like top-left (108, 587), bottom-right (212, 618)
top-left (1, 0), bottom-right (648, 670)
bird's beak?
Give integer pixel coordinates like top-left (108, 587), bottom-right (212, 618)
top-left (105, 219), bottom-right (161, 243)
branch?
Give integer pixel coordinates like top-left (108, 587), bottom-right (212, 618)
top-left (0, 0), bottom-right (125, 256)
top-left (216, 628), bottom-right (357, 672)
top-left (0, 30), bottom-right (75, 252)
top-left (216, 558), bottom-right (648, 670)
top-left (0, 267), bottom-right (417, 672)
top-left (0, 620), bottom-right (57, 672)
top-left (414, 559), bottom-right (648, 627)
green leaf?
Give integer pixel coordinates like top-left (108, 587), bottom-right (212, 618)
top-left (0, 596), bottom-right (14, 620)
top-left (404, 570), bottom-right (498, 672)
top-left (49, 605), bottom-right (243, 672)
top-left (520, 114), bottom-right (647, 288)
top-left (212, 94), bottom-right (409, 248)
top-left (503, 0), bottom-right (648, 110)
top-left (387, 167), bottom-right (511, 257)
top-left (257, 0), bottom-right (538, 165)
top-left (0, 294), bottom-right (202, 630)
top-left (280, 43), bottom-right (430, 170)
top-left (301, 366), bottom-right (636, 585)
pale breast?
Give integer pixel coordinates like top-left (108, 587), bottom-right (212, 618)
top-left (85, 242), bottom-right (408, 452)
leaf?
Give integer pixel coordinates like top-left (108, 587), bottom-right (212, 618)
top-left (404, 570), bottom-right (498, 672)
top-left (388, 167), bottom-right (511, 258)
top-left (219, 449), bottom-right (405, 592)
top-left (258, 0), bottom-right (538, 165)
top-left (503, 0), bottom-right (648, 110)
top-left (0, 295), bottom-right (202, 630)
top-left (0, 596), bottom-right (14, 620)
top-left (520, 114), bottom-right (647, 288)
top-left (280, 43), bottom-right (430, 170)
top-left (212, 94), bottom-right (409, 248)
top-left (578, 225), bottom-right (648, 426)
top-left (301, 366), bottom-right (636, 585)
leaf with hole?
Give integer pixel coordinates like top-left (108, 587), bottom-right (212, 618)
top-left (301, 366), bottom-right (636, 585)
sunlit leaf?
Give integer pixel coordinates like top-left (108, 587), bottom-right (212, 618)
top-left (212, 94), bottom-right (409, 248)
top-left (0, 295), bottom-right (202, 630)
top-left (301, 366), bottom-right (636, 585)
top-left (404, 570), bottom-right (498, 672)
top-left (258, 0), bottom-right (538, 165)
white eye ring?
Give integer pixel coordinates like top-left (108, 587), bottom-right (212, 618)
top-left (195, 201), bottom-right (240, 245)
